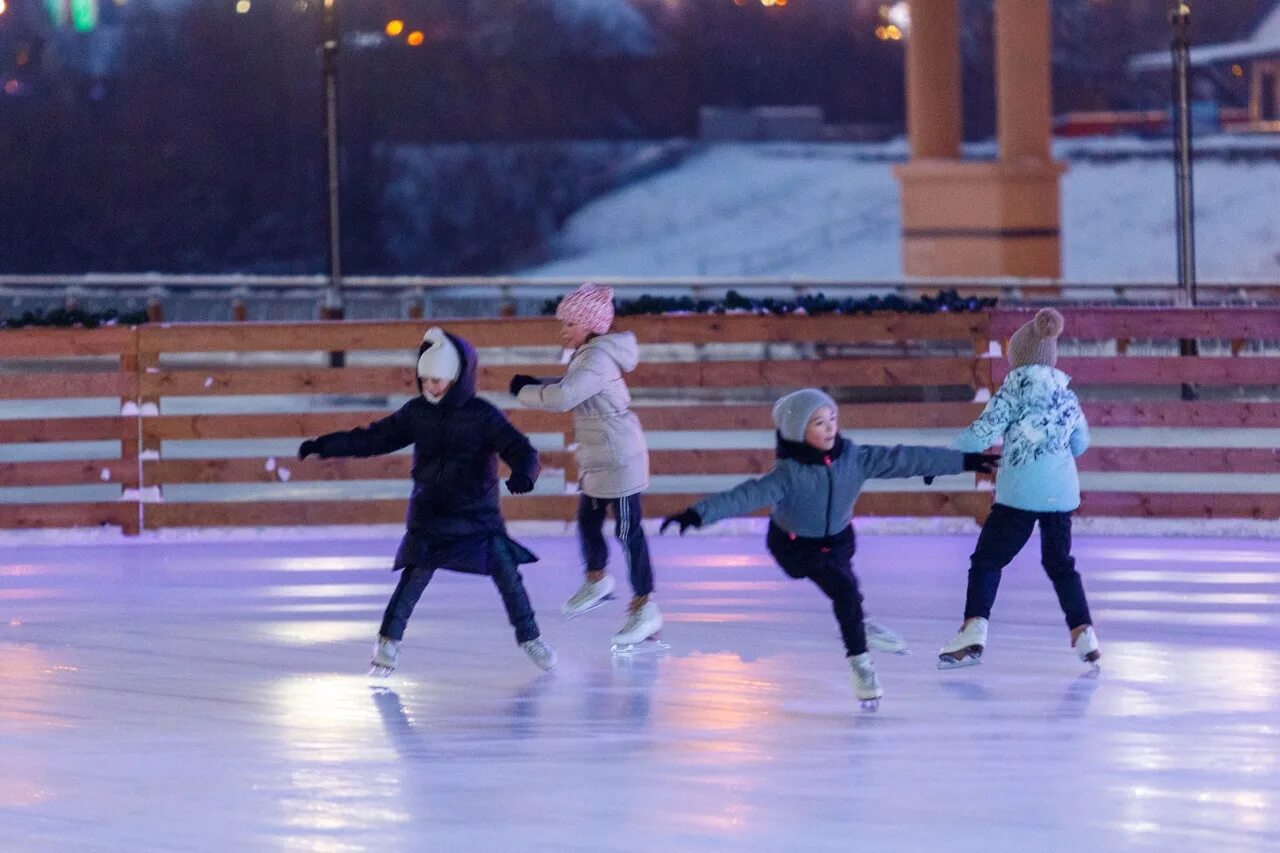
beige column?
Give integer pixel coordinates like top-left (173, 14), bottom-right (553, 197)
top-left (905, 0), bottom-right (962, 160)
top-left (995, 0), bottom-right (1052, 161)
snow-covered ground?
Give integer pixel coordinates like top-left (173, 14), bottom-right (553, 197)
top-left (519, 139), bottom-right (1280, 281)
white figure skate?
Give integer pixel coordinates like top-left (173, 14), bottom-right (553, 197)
top-left (1073, 625), bottom-right (1101, 672)
top-left (562, 575), bottom-right (616, 618)
top-left (847, 652), bottom-right (883, 711)
top-left (937, 618), bottom-right (988, 670)
top-left (865, 619), bottom-right (911, 655)
top-left (369, 635), bottom-right (400, 677)
top-left (610, 601), bottom-right (668, 656)
top-left (520, 638), bottom-right (558, 671)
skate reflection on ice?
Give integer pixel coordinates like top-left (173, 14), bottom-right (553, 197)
top-left (371, 686), bottom-right (435, 762)
top-left (937, 679), bottom-right (994, 703)
top-left (1051, 671), bottom-right (1100, 720)
top-left (506, 672), bottom-right (556, 737)
top-left (580, 655), bottom-right (658, 733)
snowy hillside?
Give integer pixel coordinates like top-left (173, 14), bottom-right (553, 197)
top-left (519, 141), bottom-right (1280, 281)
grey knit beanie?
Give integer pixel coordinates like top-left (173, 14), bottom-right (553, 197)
top-left (1007, 308), bottom-right (1065, 369)
top-left (772, 388), bottom-right (838, 443)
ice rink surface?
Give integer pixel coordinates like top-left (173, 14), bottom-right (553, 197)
top-left (3, 531), bottom-right (1278, 851)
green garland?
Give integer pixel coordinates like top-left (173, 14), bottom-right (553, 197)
top-left (543, 289), bottom-right (997, 317)
top-left (1, 307), bottom-right (150, 330)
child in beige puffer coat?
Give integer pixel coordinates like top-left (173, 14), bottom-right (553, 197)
top-left (510, 283), bottom-right (661, 651)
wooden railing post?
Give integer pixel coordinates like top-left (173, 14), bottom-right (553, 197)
top-left (118, 326), bottom-right (144, 535)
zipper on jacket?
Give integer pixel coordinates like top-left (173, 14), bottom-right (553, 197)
top-left (824, 454), bottom-right (834, 538)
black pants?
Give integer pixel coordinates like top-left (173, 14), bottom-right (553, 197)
top-left (767, 523), bottom-right (867, 658)
top-left (379, 558), bottom-right (540, 645)
top-left (964, 503), bottom-right (1093, 630)
top-left (577, 493), bottom-right (655, 597)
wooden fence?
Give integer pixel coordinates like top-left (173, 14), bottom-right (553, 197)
top-left (2, 308), bottom-right (1278, 533)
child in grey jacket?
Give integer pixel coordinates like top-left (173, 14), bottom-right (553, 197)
top-left (661, 388), bottom-right (998, 708)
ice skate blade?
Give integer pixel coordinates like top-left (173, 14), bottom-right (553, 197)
top-left (859, 698), bottom-right (880, 712)
top-left (937, 653), bottom-right (982, 670)
top-left (562, 594), bottom-right (615, 619)
top-left (870, 644), bottom-right (912, 656)
top-left (368, 664), bottom-right (395, 678)
top-left (610, 638), bottom-right (670, 657)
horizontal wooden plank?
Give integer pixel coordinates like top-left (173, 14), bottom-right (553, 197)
top-left (140, 366), bottom-right (418, 397)
top-left (145, 457), bottom-right (412, 484)
top-left (143, 449), bottom-right (764, 486)
top-left (0, 502), bottom-right (137, 531)
top-left (138, 319), bottom-right (559, 353)
top-left (0, 372), bottom-right (130, 400)
top-left (991, 307), bottom-right (1280, 341)
top-left (995, 357), bottom-right (1280, 386)
top-left (0, 459), bottom-right (137, 488)
top-left (141, 490), bottom-right (990, 530)
top-left (614, 313), bottom-right (990, 344)
top-left (142, 497), bottom-right (594, 528)
top-left (0, 416), bottom-right (131, 443)
top-left (141, 410), bottom-right (571, 442)
top-left (136, 314), bottom-right (989, 354)
top-left (1081, 401), bottom-right (1280, 428)
top-left (1079, 491), bottom-right (1280, 519)
top-left (141, 402), bottom-right (980, 444)
top-left (141, 357), bottom-right (988, 397)
top-left (1078, 447), bottom-right (1280, 474)
top-left (0, 326), bottom-right (135, 358)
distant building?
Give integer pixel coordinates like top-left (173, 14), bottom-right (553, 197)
top-left (1128, 2), bottom-right (1280, 132)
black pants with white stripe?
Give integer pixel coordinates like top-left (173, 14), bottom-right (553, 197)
top-left (577, 493), bottom-right (654, 597)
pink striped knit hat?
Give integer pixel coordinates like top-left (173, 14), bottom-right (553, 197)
top-left (555, 283), bottom-right (615, 335)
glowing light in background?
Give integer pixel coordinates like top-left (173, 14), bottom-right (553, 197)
top-left (235, 0), bottom-right (250, 12)
top-left (406, 31), bottom-right (425, 46)
top-left (385, 19), bottom-right (404, 37)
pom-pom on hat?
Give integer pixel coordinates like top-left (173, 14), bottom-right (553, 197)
top-left (1007, 308), bottom-right (1065, 368)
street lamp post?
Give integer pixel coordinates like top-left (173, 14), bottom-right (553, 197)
top-left (1169, 2), bottom-right (1199, 401)
top-left (1169, 1), bottom-right (1196, 307)
top-left (321, 0), bottom-right (345, 366)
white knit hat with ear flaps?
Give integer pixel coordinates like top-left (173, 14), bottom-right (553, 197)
top-left (416, 327), bottom-right (461, 383)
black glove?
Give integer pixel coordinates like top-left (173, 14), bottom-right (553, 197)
top-left (923, 475), bottom-right (936, 486)
top-left (298, 439), bottom-right (321, 461)
top-left (509, 374), bottom-right (541, 396)
top-left (660, 508), bottom-right (702, 536)
top-left (963, 452), bottom-right (1001, 475)
top-left (505, 474), bottom-right (535, 495)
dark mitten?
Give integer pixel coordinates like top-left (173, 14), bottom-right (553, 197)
top-left (298, 439), bottom-right (321, 461)
top-left (505, 474), bottom-right (535, 495)
top-left (923, 475), bottom-right (936, 486)
top-left (660, 508), bottom-right (702, 536)
top-left (963, 452), bottom-right (1001, 474)
top-left (508, 374), bottom-right (541, 396)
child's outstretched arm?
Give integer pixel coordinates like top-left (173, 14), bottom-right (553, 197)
top-left (298, 404), bottom-right (414, 460)
top-left (488, 411), bottom-right (542, 494)
top-left (953, 384), bottom-right (1016, 453)
top-left (857, 444), bottom-right (995, 481)
top-left (512, 350), bottom-right (609, 413)
top-left (661, 468), bottom-right (790, 535)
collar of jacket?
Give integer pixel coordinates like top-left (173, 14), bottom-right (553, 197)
top-left (775, 432), bottom-right (847, 466)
